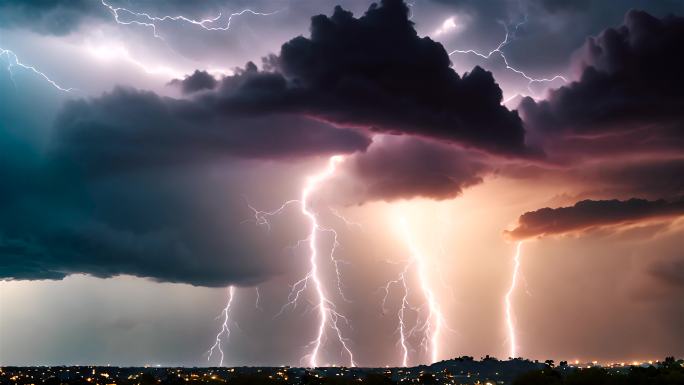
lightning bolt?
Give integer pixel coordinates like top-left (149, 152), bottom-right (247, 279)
top-left (0, 47), bottom-right (74, 92)
top-left (298, 155), bottom-right (355, 367)
top-left (504, 241), bottom-right (523, 359)
top-left (380, 259), bottom-right (415, 367)
top-left (248, 156), bottom-right (356, 367)
top-left (448, 20), bottom-right (567, 95)
top-left (255, 286), bottom-right (263, 311)
top-left (381, 218), bottom-right (447, 365)
top-left (399, 219), bottom-right (444, 364)
top-left (101, 0), bottom-right (279, 40)
top-left (208, 286), bottom-right (236, 366)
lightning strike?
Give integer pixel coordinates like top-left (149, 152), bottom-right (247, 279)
top-left (208, 286), bottom-right (236, 366)
top-left (447, 20), bottom-right (567, 94)
top-left (504, 241), bottom-right (523, 359)
top-left (380, 219), bottom-right (447, 365)
top-left (247, 156), bottom-right (355, 367)
top-left (299, 156), bottom-right (355, 368)
top-left (0, 47), bottom-right (73, 92)
top-left (399, 219), bottom-right (445, 364)
top-left (101, 0), bottom-right (278, 40)
top-left (379, 259), bottom-right (415, 367)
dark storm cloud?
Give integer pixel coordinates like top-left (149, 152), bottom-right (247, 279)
top-left (199, 0), bottom-right (527, 155)
top-left (324, 136), bottom-right (489, 203)
top-left (0, 84), bottom-right (370, 286)
top-left (506, 198), bottom-right (684, 240)
top-left (519, 10), bottom-right (684, 157)
top-left (168, 70), bottom-right (218, 94)
top-left (0, 142), bottom-right (308, 286)
top-left (53, 86), bottom-right (370, 175)
top-left (0, 0), bottom-right (106, 35)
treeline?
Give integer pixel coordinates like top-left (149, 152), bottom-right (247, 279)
top-left (513, 357), bottom-right (684, 385)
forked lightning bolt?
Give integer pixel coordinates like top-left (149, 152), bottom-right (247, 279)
top-left (399, 219), bottom-right (444, 364)
top-left (296, 156), bottom-right (355, 367)
top-left (101, 0), bottom-right (278, 40)
top-left (1, 48), bottom-right (73, 92)
top-left (248, 156), bottom-right (356, 367)
top-left (504, 241), bottom-right (523, 358)
top-left (448, 21), bottom-right (567, 95)
top-left (208, 286), bottom-right (236, 366)
top-left (380, 258), bottom-right (415, 366)
top-left (381, 218), bottom-right (447, 365)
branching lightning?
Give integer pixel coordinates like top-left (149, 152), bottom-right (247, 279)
top-left (101, 0), bottom-right (279, 40)
top-left (208, 286), bottom-right (236, 366)
top-left (296, 156), bottom-right (356, 367)
top-left (0, 47), bottom-right (73, 92)
top-left (504, 241), bottom-right (523, 359)
top-left (380, 218), bottom-right (448, 366)
top-left (247, 156), bottom-right (356, 367)
top-left (400, 219), bottom-right (444, 364)
top-left (380, 259), bottom-right (415, 367)
top-left (447, 20), bottom-right (567, 95)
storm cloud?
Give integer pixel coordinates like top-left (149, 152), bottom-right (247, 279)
top-left (197, 0), bottom-right (528, 155)
top-left (506, 198), bottom-right (684, 240)
top-left (324, 136), bottom-right (490, 204)
top-left (53, 86), bottom-right (370, 175)
top-left (519, 10), bottom-right (684, 158)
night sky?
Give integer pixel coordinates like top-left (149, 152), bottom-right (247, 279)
top-left (0, 0), bottom-right (683, 367)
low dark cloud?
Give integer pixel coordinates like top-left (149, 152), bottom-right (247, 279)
top-left (519, 10), bottom-right (684, 159)
top-left (168, 70), bottom-right (218, 94)
top-left (0, 146), bottom-right (309, 286)
top-left (324, 136), bottom-right (489, 204)
top-left (198, 0), bottom-right (527, 156)
top-left (53, 86), bottom-right (370, 176)
top-left (506, 198), bottom-right (684, 240)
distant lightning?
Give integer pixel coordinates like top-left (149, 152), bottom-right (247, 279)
top-left (101, 0), bottom-right (279, 40)
top-left (448, 20), bottom-right (567, 94)
top-left (0, 48), bottom-right (74, 92)
top-left (208, 286), bottom-right (236, 367)
top-left (87, 43), bottom-right (187, 78)
top-left (255, 286), bottom-right (263, 311)
top-left (504, 241), bottom-right (523, 359)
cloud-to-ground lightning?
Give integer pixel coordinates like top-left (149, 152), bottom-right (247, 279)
top-left (381, 218), bottom-right (449, 366)
top-left (447, 20), bottom-right (567, 95)
top-left (247, 156), bottom-right (356, 367)
top-left (399, 219), bottom-right (444, 364)
top-left (297, 156), bottom-right (356, 367)
top-left (380, 258), bottom-right (415, 367)
top-left (0, 47), bottom-right (73, 92)
top-left (208, 286), bottom-right (236, 366)
top-left (101, 0), bottom-right (279, 40)
top-left (504, 241), bottom-right (523, 359)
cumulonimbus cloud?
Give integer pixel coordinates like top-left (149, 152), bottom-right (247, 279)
top-left (519, 10), bottom-right (684, 159)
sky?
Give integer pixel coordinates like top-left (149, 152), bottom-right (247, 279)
top-left (0, 0), bottom-right (683, 367)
